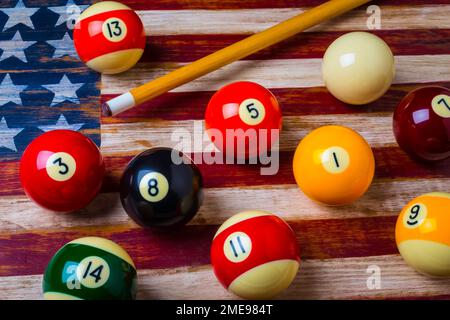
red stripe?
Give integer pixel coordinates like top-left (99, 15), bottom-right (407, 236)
top-left (3, 147), bottom-right (450, 196)
top-left (143, 30), bottom-right (450, 63)
top-left (101, 83), bottom-right (450, 122)
top-left (120, 0), bottom-right (449, 10)
top-left (0, 216), bottom-right (397, 276)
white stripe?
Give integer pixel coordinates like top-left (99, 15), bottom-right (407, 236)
top-left (2, 178), bottom-right (449, 232)
top-left (138, 5), bottom-right (450, 35)
top-left (101, 55), bottom-right (450, 95)
top-left (2, 255), bottom-right (450, 299)
top-left (100, 114), bottom-right (395, 155)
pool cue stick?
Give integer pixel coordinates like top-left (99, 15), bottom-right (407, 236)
top-left (103, 0), bottom-right (372, 116)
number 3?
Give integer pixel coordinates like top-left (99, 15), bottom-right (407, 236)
top-left (53, 157), bottom-right (68, 175)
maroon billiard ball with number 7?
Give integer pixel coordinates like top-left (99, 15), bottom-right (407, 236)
top-left (20, 130), bottom-right (105, 212)
top-left (393, 86), bottom-right (450, 162)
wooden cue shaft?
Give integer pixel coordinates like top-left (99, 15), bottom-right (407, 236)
top-left (103, 0), bottom-right (372, 116)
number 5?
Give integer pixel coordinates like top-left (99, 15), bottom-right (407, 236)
top-left (246, 103), bottom-right (259, 119)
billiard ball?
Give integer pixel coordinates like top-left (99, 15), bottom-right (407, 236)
top-left (20, 130), bottom-right (105, 212)
top-left (322, 32), bottom-right (395, 105)
top-left (292, 125), bottom-right (375, 205)
top-left (120, 147), bottom-right (203, 229)
top-left (43, 237), bottom-right (137, 300)
top-left (210, 210), bottom-right (300, 299)
top-left (395, 193), bottom-right (450, 277)
top-left (393, 86), bottom-right (450, 162)
top-left (204, 81), bottom-right (282, 160)
top-left (73, 1), bottom-right (146, 74)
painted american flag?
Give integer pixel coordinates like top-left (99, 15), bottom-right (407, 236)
top-left (0, 0), bottom-right (450, 299)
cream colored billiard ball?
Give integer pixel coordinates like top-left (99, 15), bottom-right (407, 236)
top-left (322, 32), bottom-right (395, 105)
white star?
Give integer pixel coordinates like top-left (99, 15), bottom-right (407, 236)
top-left (42, 75), bottom-right (84, 106)
top-left (47, 32), bottom-right (77, 58)
top-left (0, 31), bottom-right (36, 62)
top-left (0, 0), bottom-right (39, 31)
top-left (0, 117), bottom-right (24, 152)
top-left (0, 74), bottom-right (27, 106)
top-left (38, 114), bottom-right (84, 132)
top-left (49, 0), bottom-right (88, 27)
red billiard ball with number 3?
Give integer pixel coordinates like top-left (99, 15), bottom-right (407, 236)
top-left (20, 130), bottom-right (105, 212)
top-left (393, 86), bottom-right (450, 162)
top-left (205, 81), bottom-right (282, 159)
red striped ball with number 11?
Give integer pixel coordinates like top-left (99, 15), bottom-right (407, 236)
top-left (210, 210), bottom-right (300, 299)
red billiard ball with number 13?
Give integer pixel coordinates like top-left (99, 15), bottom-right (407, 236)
top-left (20, 130), bottom-right (105, 212)
top-left (73, 1), bottom-right (146, 74)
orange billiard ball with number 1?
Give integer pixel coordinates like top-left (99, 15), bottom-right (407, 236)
top-left (292, 125), bottom-right (375, 205)
top-left (73, 1), bottom-right (146, 74)
top-left (395, 193), bottom-right (450, 277)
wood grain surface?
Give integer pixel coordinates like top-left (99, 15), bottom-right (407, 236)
top-left (0, 0), bottom-right (450, 300)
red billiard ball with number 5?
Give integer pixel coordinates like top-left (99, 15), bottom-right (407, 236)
top-left (205, 81), bottom-right (282, 159)
top-left (20, 130), bottom-right (105, 212)
top-left (393, 86), bottom-right (450, 162)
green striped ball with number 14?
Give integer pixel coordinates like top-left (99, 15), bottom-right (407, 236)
top-left (43, 237), bottom-right (137, 300)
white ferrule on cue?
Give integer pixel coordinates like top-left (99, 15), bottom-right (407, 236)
top-left (102, 92), bottom-right (136, 116)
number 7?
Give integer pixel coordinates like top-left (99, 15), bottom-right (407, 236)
top-left (438, 98), bottom-right (450, 111)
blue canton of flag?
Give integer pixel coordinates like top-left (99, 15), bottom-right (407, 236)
top-left (0, 0), bottom-right (100, 161)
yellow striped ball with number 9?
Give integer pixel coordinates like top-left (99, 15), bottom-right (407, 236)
top-left (395, 193), bottom-right (450, 277)
top-left (43, 237), bottom-right (137, 300)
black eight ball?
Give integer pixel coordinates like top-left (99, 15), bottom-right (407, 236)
top-left (120, 147), bottom-right (203, 228)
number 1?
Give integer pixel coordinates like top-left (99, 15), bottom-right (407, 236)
top-left (332, 152), bottom-right (340, 168)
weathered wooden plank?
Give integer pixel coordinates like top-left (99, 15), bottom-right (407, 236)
top-left (2, 147), bottom-right (449, 196)
top-left (135, 5), bottom-right (450, 36)
top-left (1, 178), bottom-right (448, 232)
top-left (101, 55), bottom-right (450, 94)
top-left (100, 114), bottom-right (395, 155)
top-left (101, 82), bottom-right (450, 122)
top-left (2, 255), bottom-right (450, 300)
top-left (143, 30), bottom-right (450, 63)
top-left (118, 0), bottom-right (450, 10)
top-left (119, 0), bottom-right (450, 10)
top-left (0, 216), bottom-right (400, 276)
